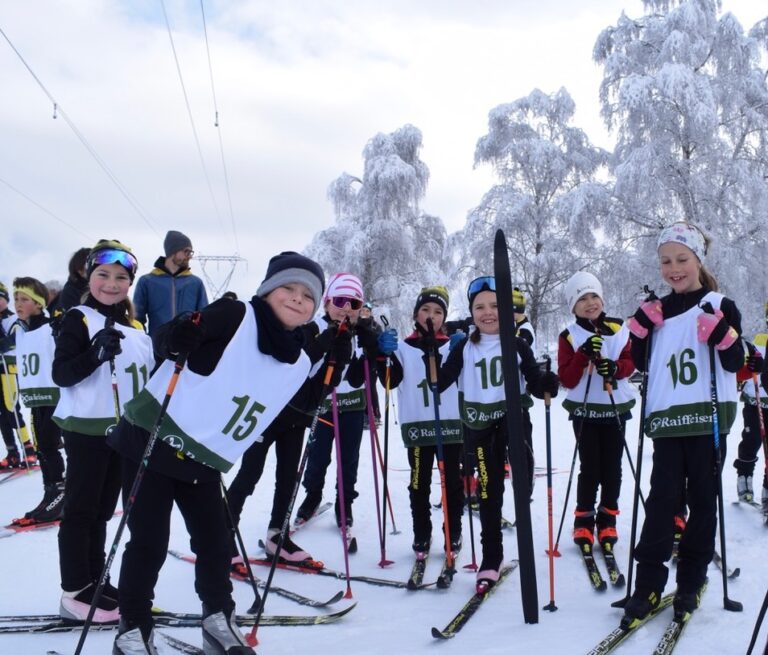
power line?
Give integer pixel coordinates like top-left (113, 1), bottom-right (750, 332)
top-left (200, 0), bottom-right (240, 254)
top-left (0, 176), bottom-right (94, 240)
top-left (0, 25), bottom-right (161, 237)
top-left (159, 0), bottom-right (227, 238)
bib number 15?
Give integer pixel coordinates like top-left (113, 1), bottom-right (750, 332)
top-left (223, 395), bottom-right (265, 441)
top-left (666, 348), bottom-right (698, 388)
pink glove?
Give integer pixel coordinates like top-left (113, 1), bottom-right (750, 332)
top-left (696, 309), bottom-right (738, 350)
top-left (627, 299), bottom-right (664, 338)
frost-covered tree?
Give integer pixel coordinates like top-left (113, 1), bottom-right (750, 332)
top-left (454, 88), bottom-right (612, 345)
top-left (305, 125), bottom-right (450, 332)
top-left (594, 0), bottom-right (768, 331)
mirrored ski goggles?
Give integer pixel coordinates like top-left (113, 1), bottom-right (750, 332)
top-left (330, 296), bottom-right (364, 310)
top-left (88, 249), bottom-right (139, 277)
top-left (467, 276), bottom-right (496, 300)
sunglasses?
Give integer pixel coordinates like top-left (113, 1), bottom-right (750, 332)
top-left (330, 296), bottom-right (363, 310)
top-left (467, 276), bottom-right (496, 301)
top-left (89, 249), bottom-right (138, 276)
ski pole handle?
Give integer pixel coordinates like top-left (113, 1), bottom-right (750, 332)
top-left (542, 354), bottom-right (552, 408)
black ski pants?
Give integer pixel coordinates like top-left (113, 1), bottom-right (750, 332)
top-left (118, 456), bottom-right (233, 629)
top-left (58, 431), bottom-right (121, 591)
top-left (573, 419), bottom-right (624, 522)
top-left (31, 405), bottom-right (65, 485)
top-left (407, 442), bottom-right (463, 547)
top-left (634, 434), bottom-right (723, 595)
top-left (734, 402), bottom-right (767, 487)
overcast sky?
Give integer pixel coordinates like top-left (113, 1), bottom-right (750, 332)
top-left (1, 1), bottom-right (765, 301)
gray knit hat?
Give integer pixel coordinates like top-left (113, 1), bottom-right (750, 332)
top-left (256, 251), bottom-right (325, 313)
top-left (164, 230), bottom-right (193, 257)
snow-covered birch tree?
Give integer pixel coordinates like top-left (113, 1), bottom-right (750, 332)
top-left (305, 125), bottom-right (450, 331)
top-left (453, 87), bottom-right (612, 344)
top-left (594, 0), bottom-right (768, 331)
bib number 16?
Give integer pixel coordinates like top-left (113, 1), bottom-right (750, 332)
top-left (666, 348), bottom-right (698, 388)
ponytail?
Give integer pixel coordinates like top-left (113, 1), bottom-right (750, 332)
top-left (699, 265), bottom-right (719, 292)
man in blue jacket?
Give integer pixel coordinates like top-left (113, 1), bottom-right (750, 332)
top-left (133, 230), bottom-right (209, 336)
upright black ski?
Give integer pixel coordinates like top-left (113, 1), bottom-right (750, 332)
top-left (494, 229), bottom-right (538, 624)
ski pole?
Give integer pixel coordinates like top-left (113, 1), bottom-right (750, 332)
top-left (330, 389), bottom-right (354, 583)
top-left (746, 584), bottom-right (768, 655)
top-left (379, 315), bottom-right (399, 536)
top-left (589, 320), bottom-right (646, 509)
top-left (220, 479), bottom-right (262, 613)
top-left (541, 355), bottom-right (558, 612)
top-left (613, 285), bottom-right (655, 609)
top-left (103, 318), bottom-right (122, 428)
top-left (74, 312), bottom-right (200, 655)
top-left (551, 361), bottom-right (593, 556)
top-left (247, 321), bottom-right (350, 646)
top-left (371, 426), bottom-right (400, 533)
top-left (362, 357), bottom-right (392, 567)
top-left (462, 447), bottom-right (478, 571)
top-left (701, 302), bottom-right (742, 612)
top-left (422, 317), bottom-right (455, 572)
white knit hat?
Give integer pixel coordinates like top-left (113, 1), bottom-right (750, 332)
top-left (324, 273), bottom-right (364, 302)
top-left (564, 271), bottom-right (603, 313)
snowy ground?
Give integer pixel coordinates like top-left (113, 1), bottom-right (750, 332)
top-left (0, 391), bottom-right (766, 655)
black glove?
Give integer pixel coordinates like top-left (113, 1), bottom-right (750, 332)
top-left (304, 324), bottom-right (337, 362)
top-left (90, 327), bottom-right (124, 363)
top-left (530, 371), bottom-right (559, 399)
top-left (355, 320), bottom-right (379, 351)
top-left (596, 358), bottom-right (617, 379)
top-left (746, 353), bottom-right (763, 374)
top-left (168, 315), bottom-right (206, 354)
top-left (329, 329), bottom-right (353, 368)
top-left (579, 334), bottom-right (603, 359)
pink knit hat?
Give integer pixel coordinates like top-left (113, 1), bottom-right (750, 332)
top-left (324, 273), bottom-right (364, 302)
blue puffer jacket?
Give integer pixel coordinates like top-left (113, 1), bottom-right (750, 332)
top-left (133, 257), bottom-right (209, 336)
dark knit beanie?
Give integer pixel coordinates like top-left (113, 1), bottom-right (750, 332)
top-left (256, 251), bottom-right (325, 312)
top-left (413, 286), bottom-right (449, 318)
top-left (512, 287), bottom-right (526, 313)
top-left (0, 282), bottom-right (8, 302)
top-left (164, 230), bottom-right (193, 257)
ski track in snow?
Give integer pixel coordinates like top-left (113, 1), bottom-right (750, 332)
top-left (0, 395), bottom-right (765, 654)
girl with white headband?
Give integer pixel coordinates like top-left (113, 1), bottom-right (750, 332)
top-left (621, 222), bottom-right (744, 626)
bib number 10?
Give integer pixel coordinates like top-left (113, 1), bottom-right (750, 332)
top-left (666, 348), bottom-right (698, 388)
top-left (475, 356), bottom-right (503, 389)
top-left (223, 395), bottom-right (266, 441)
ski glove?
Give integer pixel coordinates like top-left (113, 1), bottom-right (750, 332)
top-left (355, 320), bottom-right (380, 351)
top-left (628, 300), bottom-right (663, 338)
top-left (377, 329), bottom-right (398, 355)
top-left (329, 329), bottom-right (353, 368)
top-left (696, 309), bottom-right (738, 351)
top-left (746, 352), bottom-right (764, 374)
top-left (168, 314), bottom-right (206, 354)
top-left (579, 335), bottom-right (603, 359)
top-left (449, 331), bottom-right (466, 352)
top-left (90, 327), bottom-right (124, 363)
top-left (530, 371), bottom-right (560, 399)
top-left (596, 358), bottom-right (617, 379)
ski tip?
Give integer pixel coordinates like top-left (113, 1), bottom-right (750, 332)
top-left (431, 626), bottom-right (453, 640)
top-left (597, 581), bottom-right (608, 592)
top-left (614, 574), bottom-right (626, 588)
top-left (724, 598), bottom-right (743, 612)
top-left (730, 567), bottom-right (741, 579)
